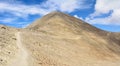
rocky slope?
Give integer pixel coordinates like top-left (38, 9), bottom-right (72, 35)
top-left (0, 12), bottom-right (120, 66)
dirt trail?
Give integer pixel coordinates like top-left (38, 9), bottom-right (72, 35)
top-left (10, 32), bottom-right (29, 66)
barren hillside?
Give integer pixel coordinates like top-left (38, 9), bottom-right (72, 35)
top-left (0, 12), bottom-right (120, 66)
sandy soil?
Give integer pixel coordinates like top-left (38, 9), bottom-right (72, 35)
top-left (1, 12), bottom-right (120, 66)
top-left (9, 32), bottom-right (29, 66)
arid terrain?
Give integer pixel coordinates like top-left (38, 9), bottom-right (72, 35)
top-left (0, 12), bottom-right (120, 66)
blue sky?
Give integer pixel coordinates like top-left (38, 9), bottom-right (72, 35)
top-left (0, 0), bottom-right (120, 32)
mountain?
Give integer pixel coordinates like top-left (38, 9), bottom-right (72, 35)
top-left (0, 11), bottom-right (120, 66)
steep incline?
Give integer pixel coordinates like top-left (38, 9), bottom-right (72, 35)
top-left (24, 12), bottom-right (120, 66)
top-left (27, 12), bottom-right (107, 36)
top-left (27, 11), bottom-right (120, 55)
top-left (0, 12), bottom-right (120, 66)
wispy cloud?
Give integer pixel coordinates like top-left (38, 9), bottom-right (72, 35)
top-left (0, 2), bottom-right (48, 17)
top-left (86, 0), bottom-right (120, 25)
top-left (0, 18), bottom-right (16, 23)
top-left (74, 15), bottom-right (84, 20)
top-left (42, 0), bottom-right (90, 13)
top-left (0, 0), bottom-right (90, 27)
top-left (0, 0), bottom-right (90, 16)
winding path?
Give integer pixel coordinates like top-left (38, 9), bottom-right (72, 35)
top-left (10, 32), bottom-right (28, 66)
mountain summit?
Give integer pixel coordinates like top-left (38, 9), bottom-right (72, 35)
top-left (0, 11), bottom-right (120, 66)
top-left (27, 11), bottom-right (107, 36)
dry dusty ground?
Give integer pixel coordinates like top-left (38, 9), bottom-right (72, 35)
top-left (0, 12), bottom-right (120, 66)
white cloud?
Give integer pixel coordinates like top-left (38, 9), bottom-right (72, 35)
top-left (0, 2), bottom-right (48, 17)
top-left (0, 0), bottom-right (89, 17)
top-left (0, 0), bottom-right (90, 27)
top-left (0, 18), bottom-right (16, 23)
top-left (86, 0), bottom-right (120, 25)
top-left (74, 15), bottom-right (84, 20)
top-left (43, 0), bottom-right (89, 12)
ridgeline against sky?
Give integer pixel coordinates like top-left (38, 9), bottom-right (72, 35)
top-left (0, 12), bottom-right (120, 66)
top-left (0, 0), bottom-right (120, 32)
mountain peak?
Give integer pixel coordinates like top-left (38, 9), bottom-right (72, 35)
top-left (48, 11), bottom-right (64, 14)
top-left (26, 11), bottom-right (107, 36)
top-left (1, 12), bottom-right (120, 66)
top-left (43, 11), bottom-right (69, 19)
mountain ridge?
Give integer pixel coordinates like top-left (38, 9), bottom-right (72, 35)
top-left (26, 11), bottom-right (109, 37)
top-left (0, 11), bottom-right (120, 66)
